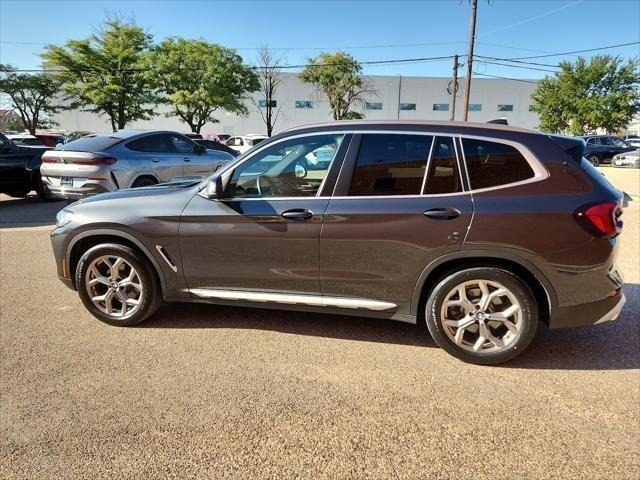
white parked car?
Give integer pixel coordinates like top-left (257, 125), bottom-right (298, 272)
top-left (624, 137), bottom-right (640, 148)
top-left (612, 150), bottom-right (640, 168)
top-left (225, 134), bottom-right (267, 154)
top-left (6, 133), bottom-right (45, 147)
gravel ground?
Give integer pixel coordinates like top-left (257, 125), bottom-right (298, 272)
top-left (1, 168), bottom-right (639, 479)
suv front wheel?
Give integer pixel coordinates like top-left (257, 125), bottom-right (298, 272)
top-left (425, 267), bottom-right (538, 365)
top-left (76, 243), bottom-right (160, 326)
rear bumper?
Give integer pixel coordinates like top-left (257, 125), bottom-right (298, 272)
top-left (42, 176), bottom-right (114, 200)
top-left (548, 288), bottom-right (626, 329)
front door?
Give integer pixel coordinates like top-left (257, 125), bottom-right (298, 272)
top-left (125, 133), bottom-right (184, 182)
top-left (319, 133), bottom-right (473, 314)
top-left (179, 132), bottom-right (350, 296)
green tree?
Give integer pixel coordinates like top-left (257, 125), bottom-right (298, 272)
top-left (0, 64), bottom-right (64, 134)
top-left (42, 18), bottom-right (157, 131)
top-left (531, 55), bottom-right (640, 135)
top-left (151, 38), bottom-right (259, 133)
top-left (299, 52), bottom-right (374, 120)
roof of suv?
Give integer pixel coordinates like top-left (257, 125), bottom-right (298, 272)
top-left (282, 120), bottom-right (539, 135)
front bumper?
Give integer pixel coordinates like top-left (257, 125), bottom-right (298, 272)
top-left (549, 288), bottom-right (626, 329)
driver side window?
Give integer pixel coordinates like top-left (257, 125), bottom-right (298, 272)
top-left (225, 134), bottom-right (344, 198)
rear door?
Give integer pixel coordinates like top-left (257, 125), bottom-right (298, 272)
top-left (125, 133), bottom-right (184, 181)
top-left (319, 133), bottom-right (473, 314)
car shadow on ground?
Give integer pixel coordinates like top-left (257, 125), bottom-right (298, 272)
top-left (0, 193), bottom-right (64, 228)
top-left (141, 284), bottom-right (639, 370)
top-left (141, 302), bottom-right (435, 348)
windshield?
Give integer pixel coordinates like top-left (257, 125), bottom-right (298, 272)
top-left (610, 137), bottom-right (631, 148)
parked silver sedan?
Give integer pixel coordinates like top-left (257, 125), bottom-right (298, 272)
top-left (40, 130), bottom-right (234, 200)
top-left (612, 150), bottom-right (640, 169)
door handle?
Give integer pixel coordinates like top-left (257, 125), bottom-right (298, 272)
top-left (423, 208), bottom-right (461, 220)
top-left (281, 208), bottom-right (314, 221)
top-left (183, 157), bottom-right (191, 162)
top-left (151, 158), bottom-right (160, 163)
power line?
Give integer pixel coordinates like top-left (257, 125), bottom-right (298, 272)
top-left (4, 55), bottom-right (456, 74)
top-left (472, 72), bottom-right (539, 84)
top-left (504, 41), bottom-right (640, 60)
top-left (473, 55), bottom-right (560, 68)
top-left (475, 60), bottom-right (559, 74)
top-left (477, 0), bottom-right (585, 37)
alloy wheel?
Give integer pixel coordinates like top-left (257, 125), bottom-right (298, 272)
top-left (85, 255), bottom-right (143, 319)
top-left (440, 279), bottom-right (522, 353)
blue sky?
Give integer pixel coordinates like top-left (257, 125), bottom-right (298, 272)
top-left (1, 0), bottom-right (638, 80)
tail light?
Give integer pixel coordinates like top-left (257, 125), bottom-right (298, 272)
top-left (73, 157), bottom-right (117, 165)
top-left (42, 156), bottom-right (56, 163)
top-left (575, 201), bottom-right (622, 237)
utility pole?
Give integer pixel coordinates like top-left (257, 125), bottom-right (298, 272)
top-left (462, 0), bottom-right (478, 121)
top-left (450, 54), bottom-right (459, 121)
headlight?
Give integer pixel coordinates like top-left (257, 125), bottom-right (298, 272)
top-left (55, 209), bottom-right (74, 228)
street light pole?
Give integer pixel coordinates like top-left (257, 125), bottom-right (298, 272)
top-left (462, 0), bottom-right (478, 121)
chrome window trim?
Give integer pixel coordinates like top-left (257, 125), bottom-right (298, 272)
top-left (209, 128), bottom-right (548, 200)
top-left (457, 133), bottom-right (549, 194)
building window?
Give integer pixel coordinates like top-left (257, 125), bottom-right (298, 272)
top-left (295, 100), bottom-right (313, 109)
top-left (399, 103), bottom-right (416, 111)
top-left (468, 104), bottom-right (482, 112)
top-left (365, 102), bottom-right (383, 110)
top-left (432, 103), bottom-right (449, 111)
top-left (258, 100), bottom-right (277, 108)
top-left (498, 104), bottom-right (514, 112)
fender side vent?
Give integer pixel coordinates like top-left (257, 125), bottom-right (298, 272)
top-left (155, 245), bottom-right (178, 272)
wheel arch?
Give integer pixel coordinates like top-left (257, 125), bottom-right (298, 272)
top-left (411, 251), bottom-right (556, 326)
top-left (67, 229), bottom-right (166, 294)
top-left (131, 174), bottom-right (159, 188)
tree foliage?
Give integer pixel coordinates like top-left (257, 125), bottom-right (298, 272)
top-left (0, 64), bottom-right (64, 134)
top-left (531, 55), bottom-right (640, 135)
top-left (299, 52), bottom-right (374, 120)
top-left (151, 38), bottom-right (259, 133)
top-left (42, 18), bottom-right (157, 131)
top-left (254, 46), bottom-right (285, 136)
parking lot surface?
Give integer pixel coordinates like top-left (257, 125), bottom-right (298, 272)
top-left (1, 168), bottom-right (639, 479)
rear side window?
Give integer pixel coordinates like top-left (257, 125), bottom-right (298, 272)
top-left (126, 134), bottom-right (175, 153)
top-left (424, 136), bottom-right (462, 194)
top-left (349, 134), bottom-right (433, 196)
top-left (57, 135), bottom-right (121, 152)
top-left (462, 138), bottom-right (534, 190)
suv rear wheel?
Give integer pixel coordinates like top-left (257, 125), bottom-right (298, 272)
top-left (586, 153), bottom-right (601, 167)
top-left (424, 267), bottom-right (538, 365)
top-left (76, 243), bottom-right (160, 326)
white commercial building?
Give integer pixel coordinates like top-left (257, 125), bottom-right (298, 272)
top-left (53, 73), bottom-right (541, 136)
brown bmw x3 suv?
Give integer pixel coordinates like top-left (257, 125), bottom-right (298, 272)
top-left (50, 121), bottom-right (625, 364)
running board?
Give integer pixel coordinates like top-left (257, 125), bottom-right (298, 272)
top-left (187, 289), bottom-right (397, 311)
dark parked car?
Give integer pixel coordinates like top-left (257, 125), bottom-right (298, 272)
top-left (50, 121), bottom-right (625, 365)
top-left (582, 135), bottom-right (636, 166)
top-left (36, 133), bottom-right (67, 147)
top-left (0, 133), bottom-right (57, 201)
top-left (194, 138), bottom-right (240, 157)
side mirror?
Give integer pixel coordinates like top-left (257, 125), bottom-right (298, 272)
top-left (294, 162), bottom-right (308, 179)
top-left (203, 172), bottom-right (224, 199)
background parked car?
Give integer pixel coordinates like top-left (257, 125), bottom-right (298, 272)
top-left (67, 130), bottom-right (94, 141)
top-left (6, 133), bottom-right (46, 147)
top-left (36, 133), bottom-right (68, 148)
top-left (40, 130), bottom-right (234, 200)
top-left (225, 134), bottom-right (267, 154)
top-left (204, 133), bottom-right (231, 143)
top-left (623, 135), bottom-right (640, 148)
top-left (582, 135), bottom-right (636, 166)
top-left (0, 132), bottom-right (58, 201)
top-left (612, 150), bottom-right (640, 168)
top-left (194, 138), bottom-right (239, 157)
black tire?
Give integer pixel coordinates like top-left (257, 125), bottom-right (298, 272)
top-left (5, 189), bottom-right (30, 198)
top-left (75, 243), bottom-right (160, 326)
top-left (131, 176), bottom-right (158, 188)
top-left (424, 267), bottom-right (538, 365)
top-left (587, 154), bottom-right (601, 167)
top-left (34, 171), bottom-right (62, 202)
